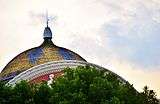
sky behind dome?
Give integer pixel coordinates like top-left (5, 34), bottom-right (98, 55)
top-left (0, 0), bottom-right (160, 97)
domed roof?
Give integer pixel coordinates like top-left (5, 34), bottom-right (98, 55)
top-left (0, 27), bottom-right (86, 81)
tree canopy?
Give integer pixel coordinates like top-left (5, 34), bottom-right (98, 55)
top-left (0, 66), bottom-right (159, 104)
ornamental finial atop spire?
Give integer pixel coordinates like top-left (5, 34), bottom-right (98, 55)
top-left (43, 11), bottom-right (52, 39)
top-left (46, 11), bottom-right (49, 27)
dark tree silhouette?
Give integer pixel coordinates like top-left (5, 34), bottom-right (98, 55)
top-left (0, 66), bottom-right (159, 104)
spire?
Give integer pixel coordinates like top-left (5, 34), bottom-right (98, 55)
top-left (46, 11), bottom-right (49, 27)
top-left (43, 11), bottom-right (52, 39)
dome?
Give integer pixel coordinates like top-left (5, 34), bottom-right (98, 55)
top-left (0, 27), bottom-right (86, 81)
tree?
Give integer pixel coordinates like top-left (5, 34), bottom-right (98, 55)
top-left (49, 66), bottom-right (159, 104)
top-left (0, 81), bottom-right (13, 104)
top-left (0, 66), bottom-right (159, 104)
top-left (9, 81), bottom-right (34, 104)
top-left (139, 86), bottom-right (159, 104)
top-left (34, 82), bottom-right (51, 104)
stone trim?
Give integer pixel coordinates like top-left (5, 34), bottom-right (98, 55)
top-left (7, 60), bottom-right (127, 86)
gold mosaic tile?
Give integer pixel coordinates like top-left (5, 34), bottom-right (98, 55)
top-left (0, 42), bottom-right (86, 78)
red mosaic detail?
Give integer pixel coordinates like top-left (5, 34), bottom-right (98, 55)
top-left (29, 71), bottom-right (63, 84)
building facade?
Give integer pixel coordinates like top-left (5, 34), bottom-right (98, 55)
top-left (0, 24), bottom-right (126, 85)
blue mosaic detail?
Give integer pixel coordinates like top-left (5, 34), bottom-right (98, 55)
top-left (0, 72), bottom-right (17, 81)
top-left (59, 48), bottom-right (76, 60)
top-left (28, 48), bottom-right (43, 64)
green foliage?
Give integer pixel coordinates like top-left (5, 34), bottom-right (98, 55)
top-left (34, 82), bottom-right (51, 104)
top-left (139, 86), bottom-right (159, 104)
top-left (0, 66), bottom-right (159, 104)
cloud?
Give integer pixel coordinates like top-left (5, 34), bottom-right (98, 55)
top-left (82, 0), bottom-right (160, 70)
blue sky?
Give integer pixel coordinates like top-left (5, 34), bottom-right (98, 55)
top-left (0, 0), bottom-right (160, 97)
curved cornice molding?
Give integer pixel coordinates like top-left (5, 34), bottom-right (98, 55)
top-left (7, 60), bottom-right (127, 86)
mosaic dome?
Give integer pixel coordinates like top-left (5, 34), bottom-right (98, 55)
top-left (0, 26), bottom-right (86, 81)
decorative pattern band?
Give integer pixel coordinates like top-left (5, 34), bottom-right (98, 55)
top-left (7, 60), bottom-right (127, 86)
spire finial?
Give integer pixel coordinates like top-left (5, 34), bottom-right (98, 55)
top-left (46, 10), bottom-right (49, 27)
top-left (43, 11), bottom-right (52, 39)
